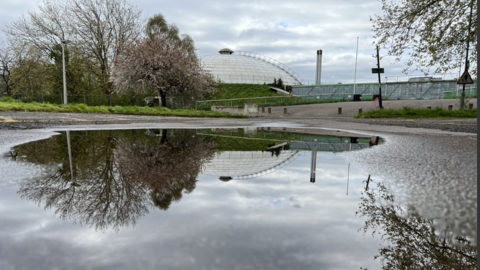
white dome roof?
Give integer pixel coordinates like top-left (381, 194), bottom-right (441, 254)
top-left (200, 50), bottom-right (303, 85)
top-left (202, 150), bottom-right (300, 179)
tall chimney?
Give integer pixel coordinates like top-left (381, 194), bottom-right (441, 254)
top-left (315, 50), bottom-right (322, 85)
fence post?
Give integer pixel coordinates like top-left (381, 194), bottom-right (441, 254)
top-left (83, 95), bottom-right (86, 105)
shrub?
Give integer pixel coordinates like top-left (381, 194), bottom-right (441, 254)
top-left (0, 97), bottom-right (16, 103)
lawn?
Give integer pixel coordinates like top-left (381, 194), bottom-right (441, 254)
top-left (0, 97), bottom-right (247, 118)
top-left (355, 106), bottom-right (477, 119)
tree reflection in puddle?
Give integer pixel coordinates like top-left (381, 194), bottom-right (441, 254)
top-left (357, 181), bottom-right (477, 269)
top-left (15, 129), bottom-right (216, 231)
top-left (6, 128), bottom-right (476, 269)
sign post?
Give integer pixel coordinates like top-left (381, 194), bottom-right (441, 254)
top-left (457, 70), bottom-right (474, 85)
top-left (372, 46), bottom-right (384, 109)
top-left (459, 0), bottom-right (474, 109)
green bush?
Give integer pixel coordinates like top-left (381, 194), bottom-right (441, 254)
top-left (0, 97), bottom-right (16, 103)
top-left (20, 97), bottom-right (35, 103)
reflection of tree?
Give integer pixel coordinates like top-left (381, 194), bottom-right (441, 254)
top-left (357, 182), bottom-right (477, 269)
top-left (116, 129), bottom-right (216, 210)
top-left (14, 129), bottom-right (215, 231)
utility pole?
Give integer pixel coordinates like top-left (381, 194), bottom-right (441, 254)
top-left (354, 37), bottom-right (359, 95)
top-left (376, 46), bottom-right (383, 109)
top-left (61, 40), bottom-right (70, 104)
top-left (61, 40), bottom-right (67, 104)
top-left (460, 0), bottom-right (474, 110)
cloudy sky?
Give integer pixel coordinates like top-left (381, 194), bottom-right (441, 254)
top-left (0, 0), bottom-right (460, 85)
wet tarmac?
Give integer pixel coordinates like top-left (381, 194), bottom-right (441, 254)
top-left (0, 100), bottom-right (477, 268)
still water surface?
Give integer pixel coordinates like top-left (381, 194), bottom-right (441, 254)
top-left (0, 128), bottom-right (476, 269)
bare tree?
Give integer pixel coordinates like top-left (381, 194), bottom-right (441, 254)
top-left (0, 41), bottom-right (15, 96)
top-left (4, 0), bottom-right (143, 96)
top-left (66, 0), bottom-right (143, 95)
top-left (4, 0), bottom-right (69, 57)
top-left (113, 14), bottom-right (216, 108)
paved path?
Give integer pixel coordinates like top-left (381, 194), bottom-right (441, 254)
top-left (260, 98), bottom-right (477, 118)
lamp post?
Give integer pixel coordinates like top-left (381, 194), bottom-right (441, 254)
top-left (61, 40), bottom-right (70, 104)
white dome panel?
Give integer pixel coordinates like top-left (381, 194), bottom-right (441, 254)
top-left (200, 50), bottom-right (303, 85)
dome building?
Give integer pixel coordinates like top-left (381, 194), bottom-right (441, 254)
top-left (200, 48), bottom-right (304, 85)
top-left (202, 150), bottom-right (300, 180)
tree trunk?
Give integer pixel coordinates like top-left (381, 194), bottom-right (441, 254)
top-left (160, 129), bottom-right (168, 145)
top-left (158, 89), bottom-right (167, 107)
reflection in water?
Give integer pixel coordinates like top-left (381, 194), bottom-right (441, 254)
top-left (12, 129), bottom-right (379, 231)
top-left (6, 128), bottom-right (476, 269)
top-left (15, 129), bottom-right (215, 231)
top-left (357, 182), bottom-right (477, 269)
top-left (15, 129), bottom-right (378, 230)
top-left (115, 129), bottom-right (216, 210)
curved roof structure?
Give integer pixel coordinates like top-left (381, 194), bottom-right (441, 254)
top-left (202, 150), bottom-right (300, 180)
top-left (200, 49), bottom-right (304, 85)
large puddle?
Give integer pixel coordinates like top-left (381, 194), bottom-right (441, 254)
top-left (0, 128), bottom-right (476, 269)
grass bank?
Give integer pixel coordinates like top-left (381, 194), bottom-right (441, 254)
top-left (207, 83), bottom-right (281, 99)
top-left (0, 97), bottom-right (247, 118)
top-left (356, 106), bottom-right (477, 119)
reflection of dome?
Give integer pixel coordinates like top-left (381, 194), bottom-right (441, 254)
top-left (202, 150), bottom-right (299, 179)
top-left (200, 49), bottom-right (303, 85)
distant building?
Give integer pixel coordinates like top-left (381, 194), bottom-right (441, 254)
top-left (200, 48), bottom-right (304, 85)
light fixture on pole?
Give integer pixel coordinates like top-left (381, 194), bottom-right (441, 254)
top-left (61, 39), bottom-right (70, 104)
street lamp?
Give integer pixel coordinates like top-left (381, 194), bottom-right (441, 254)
top-left (61, 39), bottom-right (70, 104)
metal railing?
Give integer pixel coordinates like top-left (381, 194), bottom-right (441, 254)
top-left (195, 95), bottom-right (348, 110)
top-left (292, 80), bottom-right (477, 101)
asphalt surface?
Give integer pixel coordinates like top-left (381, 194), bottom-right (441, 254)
top-left (0, 98), bottom-right (477, 133)
top-left (0, 99), bottom-right (477, 243)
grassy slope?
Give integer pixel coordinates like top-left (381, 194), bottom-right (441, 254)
top-left (0, 97), bottom-right (247, 118)
top-left (356, 106), bottom-right (477, 118)
top-left (207, 84), bottom-right (282, 100)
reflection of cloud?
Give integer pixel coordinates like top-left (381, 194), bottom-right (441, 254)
top-left (2, 134), bottom-right (382, 269)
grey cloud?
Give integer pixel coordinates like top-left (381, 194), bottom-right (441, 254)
top-left (2, 0), bottom-right (434, 84)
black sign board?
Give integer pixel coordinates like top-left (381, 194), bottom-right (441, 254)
top-left (371, 68), bottom-right (384, 74)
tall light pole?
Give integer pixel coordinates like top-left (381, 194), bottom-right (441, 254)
top-left (61, 40), bottom-right (69, 104)
top-left (354, 37), bottom-right (359, 95)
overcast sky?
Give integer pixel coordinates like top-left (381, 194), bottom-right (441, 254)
top-left (0, 0), bottom-right (461, 84)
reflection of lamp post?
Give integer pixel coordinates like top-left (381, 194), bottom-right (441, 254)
top-left (66, 131), bottom-right (74, 182)
top-left (61, 40), bottom-right (70, 104)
